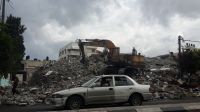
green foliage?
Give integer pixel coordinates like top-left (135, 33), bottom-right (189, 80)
top-left (6, 15), bottom-right (26, 38)
top-left (0, 15), bottom-right (26, 77)
top-left (180, 49), bottom-right (200, 74)
top-left (0, 24), bottom-right (13, 77)
top-left (5, 15), bottom-right (26, 75)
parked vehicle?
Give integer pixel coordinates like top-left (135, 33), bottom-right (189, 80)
top-left (48, 75), bottom-right (153, 110)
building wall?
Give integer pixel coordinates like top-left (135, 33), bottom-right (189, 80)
top-left (84, 46), bottom-right (97, 57)
top-left (21, 60), bottom-right (50, 81)
top-left (59, 41), bottom-right (97, 60)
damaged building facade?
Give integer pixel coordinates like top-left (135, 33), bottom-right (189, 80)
top-left (20, 60), bottom-right (53, 82)
top-left (59, 41), bottom-right (97, 60)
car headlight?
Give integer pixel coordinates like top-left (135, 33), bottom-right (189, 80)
top-left (52, 94), bottom-right (65, 98)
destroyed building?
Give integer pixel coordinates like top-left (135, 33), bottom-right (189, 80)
top-left (20, 59), bottom-right (54, 82)
top-left (0, 55), bottom-right (106, 106)
top-left (145, 52), bottom-right (177, 71)
top-left (1, 40), bottom-right (200, 106)
top-left (58, 41), bottom-right (97, 60)
top-left (29, 56), bottom-right (106, 91)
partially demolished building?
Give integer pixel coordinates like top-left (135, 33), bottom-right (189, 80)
top-left (58, 41), bottom-right (97, 60)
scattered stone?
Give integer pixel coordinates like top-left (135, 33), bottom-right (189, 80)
top-left (1, 54), bottom-right (199, 105)
top-left (18, 102), bottom-right (28, 106)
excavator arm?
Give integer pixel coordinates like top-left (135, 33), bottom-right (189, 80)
top-left (77, 39), bottom-right (120, 64)
top-left (78, 39), bottom-right (86, 63)
top-left (84, 39), bottom-right (116, 49)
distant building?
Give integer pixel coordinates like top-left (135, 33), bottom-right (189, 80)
top-left (21, 60), bottom-right (52, 81)
top-left (184, 43), bottom-right (196, 52)
top-left (59, 41), bottom-right (97, 60)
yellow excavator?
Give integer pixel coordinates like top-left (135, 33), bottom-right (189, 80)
top-left (78, 39), bottom-right (144, 75)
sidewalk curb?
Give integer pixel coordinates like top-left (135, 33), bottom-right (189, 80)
top-left (184, 105), bottom-right (200, 111)
top-left (135, 102), bottom-right (200, 112)
top-left (39, 102), bottom-right (200, 112)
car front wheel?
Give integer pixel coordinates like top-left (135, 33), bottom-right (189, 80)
top-left (66, 96), bottom-right (83, 110)
top-left (129, 94), bottom-right (142, 106)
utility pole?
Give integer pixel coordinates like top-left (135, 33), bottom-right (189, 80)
top-left (178, 35), bottom-right (182, 79)
top-left (1, 0), bottom-right (6, 23)
top-left (178, 36), bottom-right (200, 80)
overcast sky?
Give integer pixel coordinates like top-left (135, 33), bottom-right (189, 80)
top-left (4, 0), bottom-right (200, 60)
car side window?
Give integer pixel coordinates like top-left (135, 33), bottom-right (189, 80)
top-left (93, 76), bottom-right (113, 87)
top-left (114, 76), bottom-right (133, 86)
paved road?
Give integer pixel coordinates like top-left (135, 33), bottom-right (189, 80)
top-left (0, 98), bottom-right (200, 112)
top-left (79, 102), bottom-right (200, 112)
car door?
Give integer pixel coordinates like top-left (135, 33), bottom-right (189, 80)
top-left (114, 76), bottom-right (134, 102)
top-left (86, 76), bottom-right (115, 104)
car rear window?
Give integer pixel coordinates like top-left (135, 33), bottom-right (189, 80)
top-left (114, 76), bottom-right (133, 86)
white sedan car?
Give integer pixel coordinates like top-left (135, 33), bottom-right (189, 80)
top-left (48, 75), bottom-right (153, 110)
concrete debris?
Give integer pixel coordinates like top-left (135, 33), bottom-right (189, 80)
top-left (29, 56), bottom-right (106, 92)
top-left (0, 56), bottom-right (105, 106)
top-left (145, 57), bottom-right (177, 72)
top-left (30, 87), bottom-right (39, 94)
top-left (0, 55), bottom-right (200, 106)
top-left (0, 86), bottom-right (47, 106)
top-left (18, 102), bottom-right (28, 106)
top-left (142, 57), bottom-right (200, 101)
top-left (45, 71), bottom-right (53, 76)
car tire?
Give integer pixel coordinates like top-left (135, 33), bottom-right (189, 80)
top-left (66, 96), bottom-right (83, 110)
top-left (129, 94), bottom-right (142, 106)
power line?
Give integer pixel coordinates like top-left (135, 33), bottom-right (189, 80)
top-left (1, 0), bottom-right (14, 23)
top-left (8, 0), bottom-right (13, 9)
top-left (1, 0), bottom-right (5, 23)
top-left (0, 0), bottom-right (2, 10)
top-left (183, 40), bottom-right (200, 43)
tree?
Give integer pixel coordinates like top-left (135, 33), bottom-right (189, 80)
top-left (0, 23), bottom-right (13, 77)
top-left (0, 15), bottom-right (26, 77)
top-left (180, 49), bottom-right (200, 82)
top-left (5, 15), bottom-right (26, 75)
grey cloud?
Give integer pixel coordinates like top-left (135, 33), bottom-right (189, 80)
top-left (4, 0), bottom-right (200, 59)
top-left (6, 0), bottom-right (109, 59)
top-left (8, 0), bottom-right (104, 28)
top-left (138, 0), bottom-right (200, 25)
top-left (24, 30), bottom-right (69, 60)
top-left (46, 0), bottom-right (105, 28)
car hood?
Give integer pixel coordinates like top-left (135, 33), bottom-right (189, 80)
top-left (53, 87), bottom-right (87, 95)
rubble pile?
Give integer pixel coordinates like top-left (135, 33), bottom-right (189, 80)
top-left (0, 86), bottom-right (47, 106)
top-left (145, 57), bottom-right (177, 71)
top-left (1, 54), bottom-right (200, 106)
top-left (1, 88), bottom-right (46, 106)
top-left (136, 66), bottom-right (200, 100)
top-left (29, 56), bottom-right (106, 93)
top-left (0, 56), bottom-right (106, 105)
top-left (131, 56), bottom-right (200, 100)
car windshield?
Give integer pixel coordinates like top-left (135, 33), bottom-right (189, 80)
top-left (81, 77), bottom-right (99, 87)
